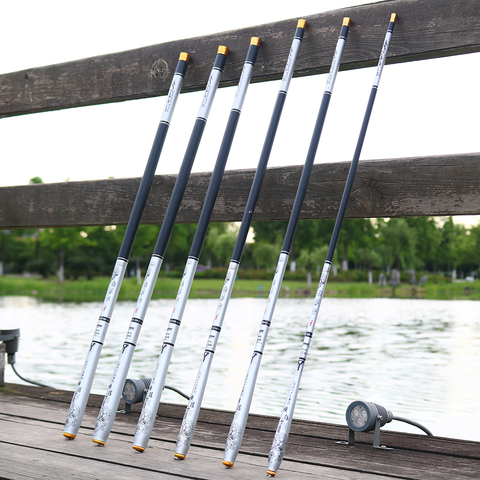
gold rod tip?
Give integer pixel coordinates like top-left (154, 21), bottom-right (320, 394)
top-left (217, 45), bottom-right (229, 56)
top-left (179, 52), bottom-right (191, 62)
top-left (250, 37), bottom-right (262, 47)
top-left (63, 432), bottom-right (76, 440)
top-left (132, 445), bottom-right (145, 452)
top-left (390, 13), bottom-right (397, 23)
top-left (174, 453), bottom-right (186, 460)
top-left (92, 439), bottom-right (105, 446)
top-left (297, 19), bottom-right (307, 29)
top-left (223, 461), bottom-right (234, 468)
top-left (343, 17), bottom-right (352, 27)
top-left (267, 471), bottom-right (277, 477)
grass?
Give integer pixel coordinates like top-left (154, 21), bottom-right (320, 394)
top-left (1, 274), bottom-right (479, 303)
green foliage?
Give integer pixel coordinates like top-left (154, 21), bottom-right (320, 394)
top-left (202, 223), bottom-right (238, 267)
top-left (378, 218), bottom-right (418, 270)
top-left (2, 215), bottom-right (479, 283)
top-left (252, 242), bottom-right (281, 269)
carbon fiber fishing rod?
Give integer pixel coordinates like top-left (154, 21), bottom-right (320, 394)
top-left (266, 14), bottom-right (397, 477)
top-left (63, 52), bottom-right (190, 440)
top-left (174, 20), bottom-right (307, 461)
top-left (90, 47), bottom-right (229, 446)
top-left (223, 18), bottom-right (351, 468)
top-left (132, 37), bottom-right (262, 452)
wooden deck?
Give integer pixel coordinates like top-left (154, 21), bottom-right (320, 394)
top-left (1, 383), bottom-right (479, 479)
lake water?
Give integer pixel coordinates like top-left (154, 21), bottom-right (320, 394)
top-left (1, 295), bottom-right (479, 443)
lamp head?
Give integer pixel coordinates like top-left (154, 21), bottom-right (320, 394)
top-left (346, 400), bottom-right (393, 432)
top-left (122, 378), bottom-right (151, 405)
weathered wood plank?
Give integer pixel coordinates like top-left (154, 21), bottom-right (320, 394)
top-left (2, 385), bottom-right (480, 479)
top-left (1, 0), bottom-right (479, 118)
top-left (0, 417), bottom-right (380, 480)
top-left (1, 154), bottom-right (479, 229)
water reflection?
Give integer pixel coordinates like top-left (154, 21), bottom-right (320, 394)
top-left (0, 296), bottom-right (478, 442)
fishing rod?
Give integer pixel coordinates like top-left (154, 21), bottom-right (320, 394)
top-left (90, 46), bottom-right (230, 446)
top-left (174, 20), bottom-right (307, 461)
top-left (266, 14), bottom-right (397, 477)
top-left (63, 52), bottom-right (190, 440)
top-left (223, 17), bottom-right (351, 468)
top-left (132, 37), bottom-right (262, 452)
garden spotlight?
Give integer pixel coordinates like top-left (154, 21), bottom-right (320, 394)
top-left (337, 400), bottom-right (433, 450)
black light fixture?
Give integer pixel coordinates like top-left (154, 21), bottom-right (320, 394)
top-left (337, 400), bottom-right (433, 450)
top-left (0, 328), bottom-right (52, 388)
top-left (121, 378), bottom-right (189, 413)
top-left (0, 328), bottom-right (20, 366)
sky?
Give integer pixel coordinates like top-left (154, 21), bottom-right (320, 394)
top-left (1, 0), bottom-right (479, 225)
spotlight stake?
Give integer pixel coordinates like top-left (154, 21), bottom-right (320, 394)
top-left (63, 52), bottom-right (190, 440)
top-left (223, 17), bottom-right (352, 469)
top-left (132, 37), bottom-right (262, 452)
top-left (173, 20), bottom-right (307, 461)
top-left (90, 47), bottom-right (229, 445)
top-left (267, 15), bottom-right (397, 476)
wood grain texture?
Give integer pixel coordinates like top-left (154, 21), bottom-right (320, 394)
top-left (1, 154), bottom-right (479, 229)
top-left (1, 0), bottom-right (479, 117)
top-left (1, 384), bottom-right (480, 479)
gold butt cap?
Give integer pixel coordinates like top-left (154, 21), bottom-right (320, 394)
top-left (297, 19), bottom-right (307, 29)
top-left (218, 46), bottom-right (229, 56)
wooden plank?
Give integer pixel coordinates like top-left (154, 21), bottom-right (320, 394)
top-left (1, 153), bottom-right (479, 229)
top-left (4, 384), bottom-right (480, 460)
top-left (1, 0), bottom-right (479, 118)
top-left (2, 385), bottom-right (480, 480)
top-left (0, 416), bottom-right (387, 480)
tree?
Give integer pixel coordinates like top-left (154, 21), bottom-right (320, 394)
top-left (38, 227), bottom-right (89, 281)
top-left (162, 223), bottom-right (197, 271)
top-left (251, 242), bottom-right (281, 270)
top-left (405, 216), bottom-right (441, 270)
top-left (378, 218), bottom-right (418, 271)
top-left (291, 219), bottom-right (334, 271)
top-left (337, 219), bottom-right (375, 271)
top-left (296, 245), bottom-right (328, 287)
top-left (355, 247), bottom-right (383, 283)
top-left (203, 223), bottom-right (238, 268)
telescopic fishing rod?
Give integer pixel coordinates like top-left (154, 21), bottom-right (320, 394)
top-left (266, 14), bottom-right (397, 477)
top-left (132, 37), bottom-right (262, 452)
top-left (90, 47), bottom-right (229, 446)
top-left (174, 20), bottom-right (307, 461)
top-left (223, 17), bottom-right (351, 469)
top-left (63, 52), bottom-right (190, 440)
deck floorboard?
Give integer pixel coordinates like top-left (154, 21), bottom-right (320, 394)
top-left (1, 384), bottom-right (479, 479)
